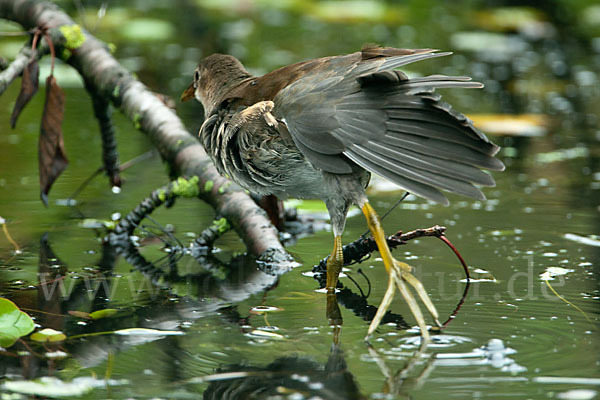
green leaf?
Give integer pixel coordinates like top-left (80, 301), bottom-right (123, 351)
top-left (30, 328), bottom-right (67, 343)
top-left (89, 308), bottom-right (119, 320)
top-left (0, 298), bottom-right (35, 348)
top-left (114, 328), bottom-right (184, 336)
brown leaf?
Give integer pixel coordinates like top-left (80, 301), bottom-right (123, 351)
top-left (39, 76), bottom-right (68, 206)
top-left (68, 310), bottom-right (91, 319)
top-left (10, 58), bottom-right (39, 128)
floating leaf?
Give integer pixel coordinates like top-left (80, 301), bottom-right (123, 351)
top-left (563, 233), bottom-right (600, 247)
top-left (114, 328), bottom-right (184, 336)
top-left (0, 298), bottom-right (35, 348)
top-left (39, 75), bottom-right (68, 206)
top-left (473, 7), bottom-right (547, 32)
top-left (451, 31), bottom-right (523, 57)
top-left (311, 1), bottom-right (403, 23)
top-left (79, 218), bottom-right (114, 229)
top-left (463, 268), bottom-right (497, 283)
top-left (249, 306), bottom-right (283, 315)
top-left (535, 146), bottom-right (589, 164)
top-left (245, 329), bottom-right (284, 340)
top-left (67, 310), bottom-right (91, 319)
top-left (539, 267), bottom-right (574, 281)
top-left (10, 58), bottom-right (39, 128)
top-left (44, 350), bottom-right (69, 359)
top-left (89, 308), bottom-right (118, 320)
top-left (469, 114), bottom-right (548, 137)
top-left (30, 328), bottom-right (67, 343)
top-left (2, 376), bottom-right (128, 397)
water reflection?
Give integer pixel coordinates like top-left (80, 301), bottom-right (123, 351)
top-left (200, 347), bottom-right (365, 400)
top-left (2, 0), bottom-right (600, 398)
top-left (0, 221), bottom-right (476, 398)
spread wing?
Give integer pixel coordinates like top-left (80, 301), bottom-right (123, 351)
top-left (273, 48), bottom-right (504, 205)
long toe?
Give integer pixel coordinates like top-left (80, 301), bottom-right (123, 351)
top-left (398, 263), bottom-right (441, 327)
top-left (366, 270), bottom-right (397, 340)
top-left (393, 268), bottom-right (431, 343)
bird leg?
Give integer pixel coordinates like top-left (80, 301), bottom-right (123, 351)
top-left (361, 201), bottom-right (440, 341)
top-left (326, 235), bottom-right (344, 326)
top-left (327, 293), bottom-right (343, 326)
top-left (326, 235), bottom-right (343, 293)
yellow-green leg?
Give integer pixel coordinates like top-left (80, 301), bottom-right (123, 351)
top-left (326, 235), bottom-right (344, 326)
top-left (326, 235), bottom-right (343, 293)
top-left (361, 201), bottom-right (440, 342)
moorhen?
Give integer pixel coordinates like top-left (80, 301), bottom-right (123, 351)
top-left (182, 45), bottom-right (504, 341)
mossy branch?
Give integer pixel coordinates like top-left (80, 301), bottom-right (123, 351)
top-left (0, 0), bottom-right (290, 265)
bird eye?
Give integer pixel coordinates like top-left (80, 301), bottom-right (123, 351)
top-left (194, 70), bottom-right (200, 82)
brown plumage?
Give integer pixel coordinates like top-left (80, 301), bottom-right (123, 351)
top-left (182, 46), bottom-right (504, 341)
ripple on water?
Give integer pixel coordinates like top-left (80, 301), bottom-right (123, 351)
top-left (449, 293), bottom-right (598, 378)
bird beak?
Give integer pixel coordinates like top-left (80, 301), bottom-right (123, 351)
top-left (180, 83), bottom-right (195, 102)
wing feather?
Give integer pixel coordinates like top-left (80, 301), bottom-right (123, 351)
top-left (273, 48), bottom-right (504, 203)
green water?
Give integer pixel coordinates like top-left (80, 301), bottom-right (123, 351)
top-left (1, 1), bottom-right (599, 399)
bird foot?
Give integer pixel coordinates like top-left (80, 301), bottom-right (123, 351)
top-left (365, 257), bottom-right (440, 342)
top-left (393, 259), bottom-right (441, 328)
top-left (360, 201), bottom-right (440, 341)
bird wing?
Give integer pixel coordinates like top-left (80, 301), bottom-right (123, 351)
top-left (273, 48), bottom-right (504, 205)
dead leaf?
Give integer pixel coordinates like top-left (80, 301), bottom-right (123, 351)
top-left (39, 76), bottom-right (68, 206)
top-left (68, 310), bottom-right (91, 319)
top-left (10, 58), bottom-right (39, 128)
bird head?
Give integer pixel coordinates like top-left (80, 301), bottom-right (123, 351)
top-left (181, 54), bottom-right (251, 117)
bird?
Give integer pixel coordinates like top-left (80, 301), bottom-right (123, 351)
top-left (181, 45), bottom-right (504, 342)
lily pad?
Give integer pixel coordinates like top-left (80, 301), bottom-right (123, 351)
top-left (535, 146), bottom-right (589, 164)
top-left (114, 328), bottom-right (184, 336)
top-left (2, 376), bottom-right (128, 397)
top-left (540, 267), bottom-right (574, 281)
top-left (312, 1), bottom-right (387, 23)
top-left (79, 218), bottom-right (114, 229)
top-left (563, 233), bottom-right (600, 247)
top-left (473, 7), bottom-right (547, 32)
top-left (0, 298), bottom-right (35, 348)
top-left (249, 305), bottom-right (283, 314)
top-left (469, 114), bottom-right (548, 137)
top-left (89, 308), bottom-right (119, 320)
top-left (245, 329), bottom-right (285, 340)
top-left (30, 328), bottom-right (67, 343)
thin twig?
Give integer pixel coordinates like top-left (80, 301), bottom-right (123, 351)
top-left (0, 29), bottom-right (35, 36)
top-left (442, 280), bottom-right (470, 328)
top-left (68, 150), bottom-right (155, 200)
top-left (1, 217), bottom-right (21, 253)
top-left (437, 235), bottom-right (470, 280)
top-left (42, 31), bottom-right (55, 76)
top-left (0, 34), bottom-right (46, 96)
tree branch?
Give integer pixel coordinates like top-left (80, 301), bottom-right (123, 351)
top-left (312, 225), bottom-right (449, 287)
top-left (0, 42), bottom-right (40, 95)
top-left (85, 81), bottom-right (121, 187)
top-left (0, 0), bottom-right (290, 265)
